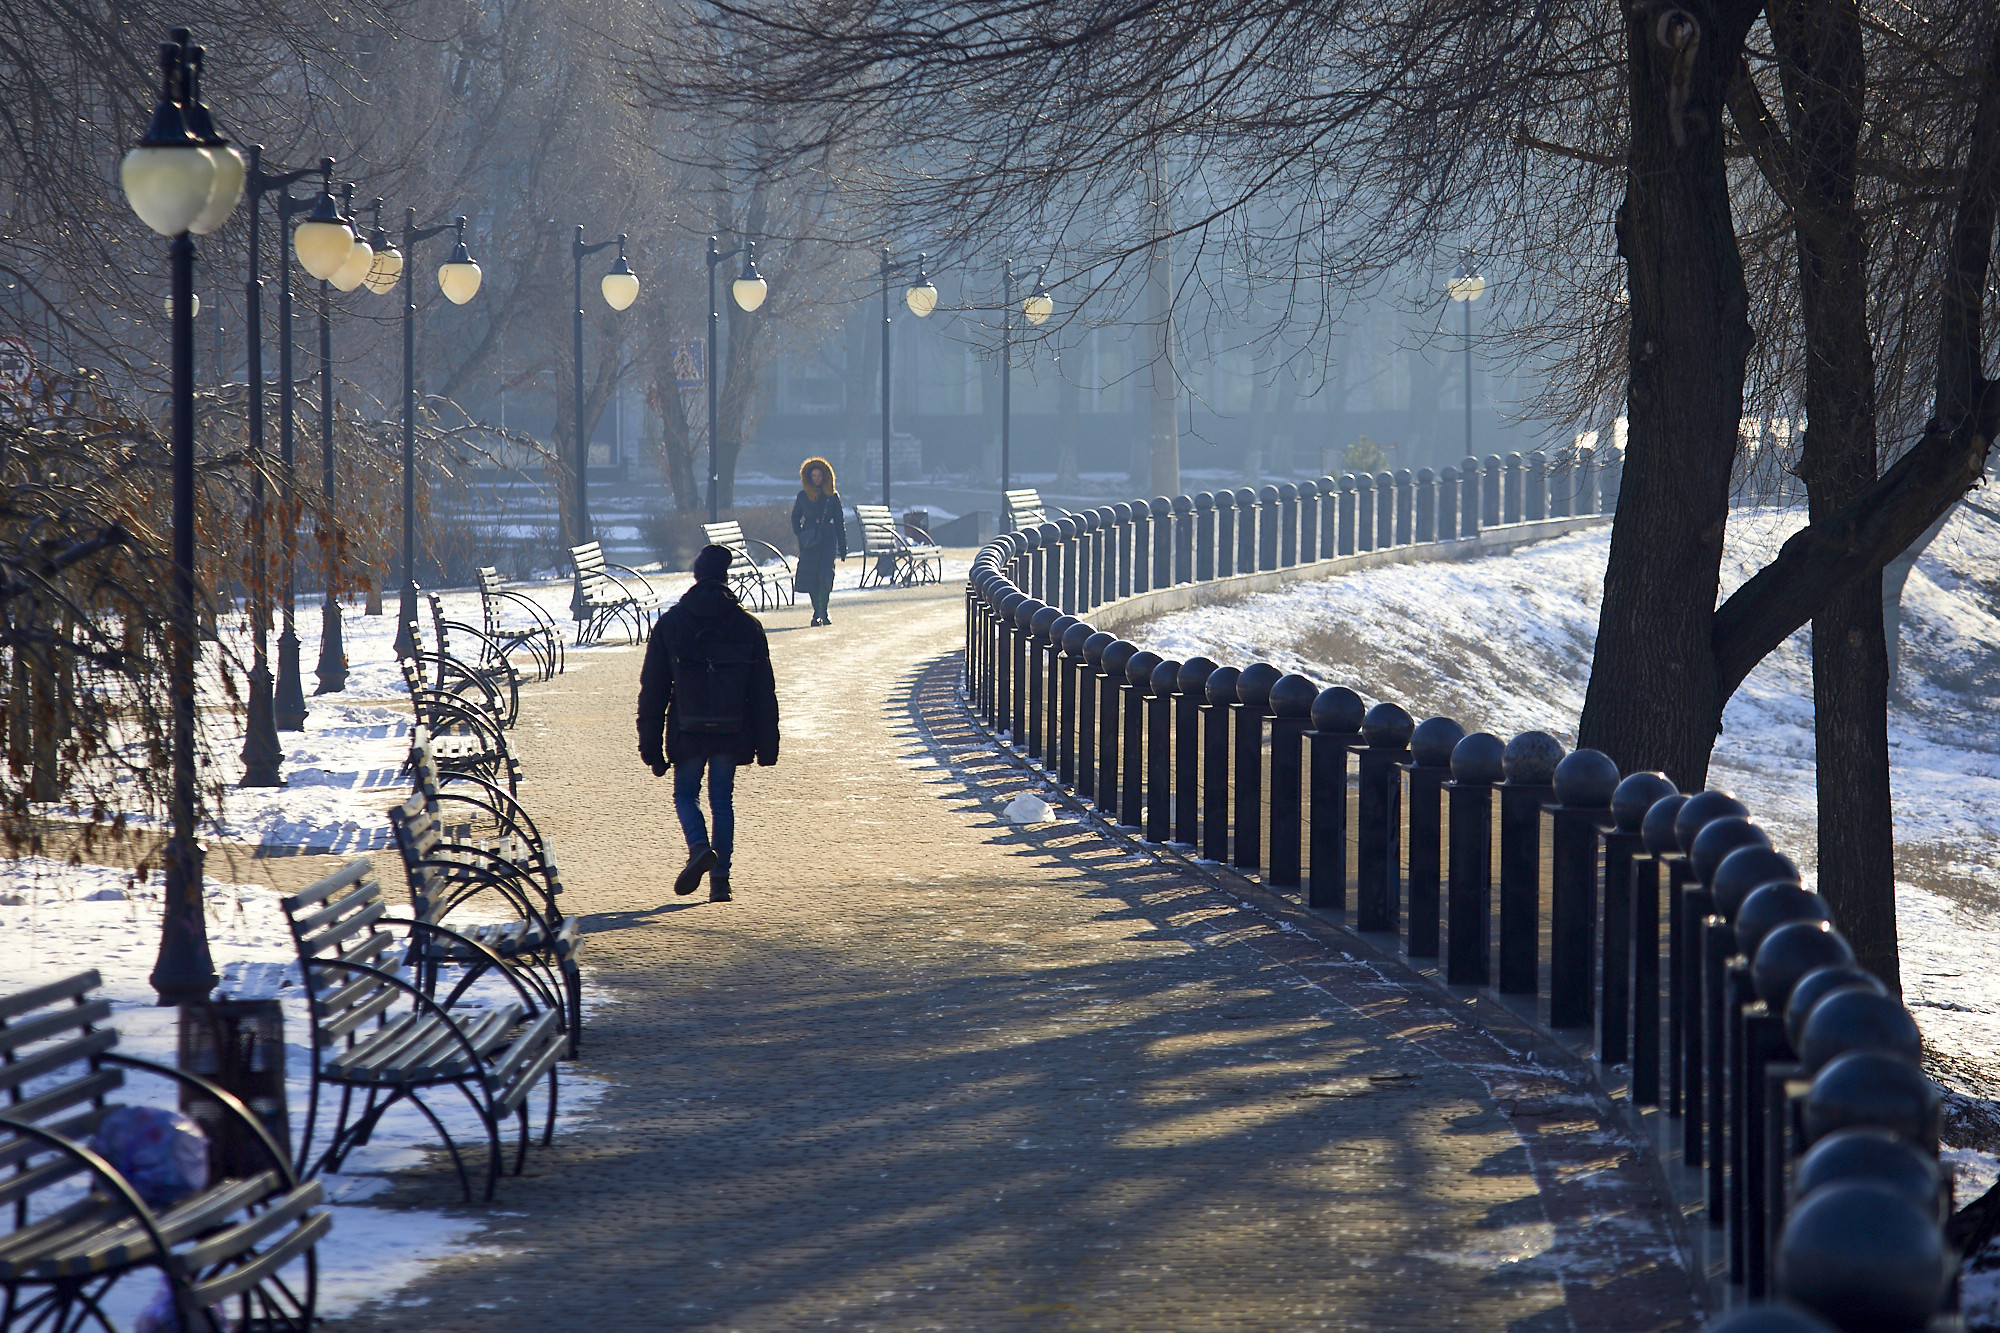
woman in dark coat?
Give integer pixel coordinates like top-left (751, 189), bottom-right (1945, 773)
top-left (791, 456), bottom-right (848, 626)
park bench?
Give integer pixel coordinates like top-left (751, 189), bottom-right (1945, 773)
top-left (476, 566), bottom-right (564, 680)
top-left (427, 593), bottom-right (521, 727)
top-left (1002, 487), bottom-right (1065, 530)
top-left (389, 761), bottom-right (583, 1055)
top-left (853, 504), bottom-right (944, 589)
top-left (397, 655), bottom-right (522, 795)
top-left (567, 541), bottom-right (661, 645)
top-left (700, 520), bottom-right (796, 611)
top-left (0, 971), bottom-right (330, 1332)
top-left (280, 859), bottom-right (566, 1202)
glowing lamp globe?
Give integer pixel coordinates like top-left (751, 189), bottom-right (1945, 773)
top-left (362, 244), bottom-right (404, 296)
top-left (123, 144), bottom-right (218, 237)
top-left (330, 237), bottom-right (374, 292)
top-left (187, 143), bottom-right (246, 236)
top-left (601, 266), bottom-right (639, 312)
top-left (1023, 290), bottom-right (1053, 325)
top-left (294, 214), bottom-right (356, 282)
top-left (905, 280), bottom-right (938, 317)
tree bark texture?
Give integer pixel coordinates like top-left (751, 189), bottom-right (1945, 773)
top-left (1763, 0), bottom-right (1900, 989)
top-left (1578, 0), bottom-right (1763, 788)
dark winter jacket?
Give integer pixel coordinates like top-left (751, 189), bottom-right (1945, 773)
top-left (636, 581), bottom-right (780, 768)
top-left (792, 456), bottom-right (847, 596)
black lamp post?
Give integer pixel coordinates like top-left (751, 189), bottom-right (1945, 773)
top-left (1447, 261), bottom-right (1485, 457)
top-left (703, 237), bottom-right (768, 523)
top-left (304, 179), bottom-right (375, 696)
top-left (393, 212), bottom-right (482, 657)
top-left (568, 226), bottom-right (639, 620)
top-left (880, 249), bottom-right (938, 508)
top-left (999, 261), bottom-right (1052, 512)
top-left (122, 28), bottom-right (246, 1004)
top-left (236, 146), bottom-right (315, 787)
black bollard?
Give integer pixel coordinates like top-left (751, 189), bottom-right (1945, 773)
top-left (1256, 485), bottom-right (1280, 571)
top-left (1355, 702), bottom-right (1414, 933)
top-left (1278, 483), bottom-right (1300, 567)
top-left (1038, 522), bottom-right (1064, 612)
top-left (1526, 450), bottom-right (1548, 520)
top-left (1121, 649), bottom-right (1160, 828)
top-left (1010, 598), bottom-right (1040, 744)
top-left (1173, 495), bottom-right (1194, 584)
top-left (1098, 640), bottom-right (1137, 817)
top-left (1642, 793), bottom-right (1690, 1112)
top-left (1318, 477), bottom-right (1341, 558)
top-left (1130, 501), bottom-right (1151, 596)
top-left (1498, 731), bottom-right (1564, 994)
top-left (1021, 527), bottom-right (1043, 604)
top-left (1404, 716), bottom-right (1464, 957)
top-left (1201, 666), bottom-right (1240, 861)
top-left (1611, 772), bottom-right (1677, 1096)
top-left (1446, 732), bottom-right (1505, 984)
top-left (1055, 620), bottom-right (1089, 784)
top-left (1194, 493), bottom-right (1216, 581)
top-left (1146, 658), bottom-right (1180, 843)
top-left (1307, 687), bottom-right (1365, 910)
top-left (1214, 490), bottom-right (1236, 577)
top-left (1503, 452), bottom-right (1523, 523)
top-left (1355, 473), bottom-right (1375, 550)
top-left (1548, 749), bottom-right (1618, 1029)
top-left (1394, 468), bottom-right (1414, 544)
top-left (1337, 474), bottom-right (1357, 555)
top-left (1175, 658), bottom-right (1216, 845)
top-left (1415, 468), bottom-right (1437, 542)
top-left (1151, 496), bottom-right (1173, 589)
top-left (1483, 454), bottom-right (1503, 526)
top-left (1057, 517), bottom-right (1079, 614)
top-left (1025, 605), bottom-right (1060, 761)
top-left (1580, 444), bottom-right (1601, 514)
top-left (1438, 467), bottom-right (1458, 541)
top-left (1232, 663), bottom-right (1282, 870)
top-left (1266, 673), bottom-right (1317, 889)
top-left (995, 591), bottom-right (1025, 741)
top-left (1374, 470), bottom-right (1395, 547)
top-left (1460, 456), bottom-right (1482, 538)
top-left (1077, 631), bottom-right (1114, 800)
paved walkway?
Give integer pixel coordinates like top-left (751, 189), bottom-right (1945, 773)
top-left (335, 581), bottom-right (1699, 1332)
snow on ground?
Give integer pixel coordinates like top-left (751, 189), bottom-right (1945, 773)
top-left (1137, 504), bottom-right (2000, 1107)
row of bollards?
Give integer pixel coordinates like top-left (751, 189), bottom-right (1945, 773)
top-left (966, 485), bottom-right (1952, 1333)
top-left (984, 450), bottom-right (1623, 627)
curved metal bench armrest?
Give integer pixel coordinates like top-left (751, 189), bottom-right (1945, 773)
top-left (431, 783), bottom-right (546, 851)
top-left (0, 1113), bottom-right (175, 1256)
top-left (442, 620), bottom-right (523, 676)
top-left (415, 844), bottom-right (561, 918)
top-left (378, 916), bottom-right (544, 1015)
top-left (738, 538), bottom-right (795, 574)
top-left (101, 1053), bottom-right (302, 1189)
top-left (410, 694), bottom-right (509, 750)
top-left (604, 562), bottom-right (660, 599)
top-left (495, 588), bottom-right (563, 634)
top-left (303, 958), bottom-right (506, 1079)
top-left (413, 649), bottom-right (505, 705)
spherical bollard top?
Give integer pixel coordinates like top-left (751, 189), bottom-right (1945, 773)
top-left (1442, 467), bottom-right (1459, 483)
top-left (1786, 965), bottom-right (1888, 1051)
top-left (1451, 732), bottom-right (1507, 784)
top-left (1013, 597), bottom-right (1045, 630)
top-left (1418, 467), bottom-right (1435, 484)
top-left (1029, 606), bottom-right (1062, 639)
top-left (1082, 631), bottom-right (1116, 666)
top-left (1177, 656), bottom-right (1218, 694)
top-left (1151, 658), bottom-right (1183, 697)
top-left (1735, 883), bottom-right (1829, 960)
top-left (1673, 789), bottom-right (1749, 854)
top-left (1173, 494), bottom-right (1192, 515)
top-left (1311, 686), bottom-right (1367, 734)
top-left (1777, 1181), bottom-right (1949, 1333)
top-left (1363, 702), bottom-right (1415, 748)
top-left (1278, 482), bottom-right (1298, 502)
top-left (1233, 486), bottom-right (1256, 507)
top-left (1711, 846), bottom-right (1803, 921)
top-left (1411, 716), bottom-right (1466, 767)
top-left (1019, 528), bottom-right (1041, 550)
top-left (1795, 1127), bottom-right (1945, 1219)
top-left (1195, 491), bottom-right (1215, 511)
top-left (998, 591), bottom-right (1027, 620)
top-left (1125, 650), bottom-right (1163, 689)
top-left (1506, 451), bottom-right (1522, 465)
top-left (1804, 1050), bottom-right (1941, 1148)
top-left (1642, 793), bottom-right (1690, 854)
top-left (1318, 475), bottom-right (1338, 493)
top-left (1552, 749), bottom-right (1620, 809)
top-left (1204, 665), bottom-right (1241, 706)
top-left (1038, 521), bottom-right (1062, 547)
top-left (1699, 1307), bottom-right (1839, 1333)
top-left (1236, 662), bottom-right (1284, 709)
top-left (1799, 989), bottom-right (1923, 1074)
top-left (1691, 816), bottom-right (1772, 888)
top-left (1112, 501), bottom-right (1134, 522)
top-left (1394, 467), bottom-right (1412, 485)
top-left (1082, 509), bottom-right (1102, 531)
top-left (1101, 640), bottom-right (1139, 677)
top-left (1502, 731), bottom-right (1566, 785)
top-left (1269, 673), bottom-right (1318, 719)
top-left (1061, 622), bottom-right (1095, 655)
top-left (1612, 772), bottom-right (1677, 832)
top-left (1150, 496), bottom-right (1171, 517)
top-left (1753, 920), bottom-right (1855, 1009)
top-left (1056, 516), bottom-right (1077, 539)
top-left (1337, 474), bottom-right (1356, 494)
top-left (1049, 613), bottom-right (1080, 644)
top-left (1215, 489), bottom-right (1235, 509)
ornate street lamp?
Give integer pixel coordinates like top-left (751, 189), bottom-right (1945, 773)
top-left (568, 226), bottom-right (637, 620)
top-left (236, 146), bottom-right (317, 786)
top-left (121, 28), bottom-right (245, 1004)
top-left (879, 249), bottom-right (936, 508)
top-left (393, 211), bottom-right (479, 659)
top-left (704, 237), bottom-right (766, 523)
top-left (306, 180), bottom-right (367, 696)
top-left (999, 261), bottom-right (1052, 509)
top-left (1446, 261), bottom-right (1486, 457)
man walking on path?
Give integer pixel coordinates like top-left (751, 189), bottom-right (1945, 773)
top-left (636, 544), bottom-right (780, 902)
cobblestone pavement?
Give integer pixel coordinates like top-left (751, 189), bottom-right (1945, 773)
top-left (333, 581), bottom-right (1699, 1332)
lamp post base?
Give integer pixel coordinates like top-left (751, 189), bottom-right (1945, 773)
top-left (150, 833), bottom-right (218, 1005)
top-left (240, 664), bottom-right (285, 786)
top-left (395, 583), bottom-right (419, 660)
top-left (365, 573), bottom-right (383, 616)
top-left (275, 627), bottom-right (308, 730)
top-left (314, 594), bottom-right (347, 695)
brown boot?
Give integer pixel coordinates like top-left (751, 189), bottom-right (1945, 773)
top-left (709, 871), bottom-right (732, 903)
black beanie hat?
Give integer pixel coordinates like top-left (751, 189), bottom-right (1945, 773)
top-left (692, 544), bottom-right (733, 582)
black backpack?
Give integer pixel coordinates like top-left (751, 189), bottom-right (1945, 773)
top-left (672, 627), bottom-right (760, 735)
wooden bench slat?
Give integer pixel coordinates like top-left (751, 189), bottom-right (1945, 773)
top-left (0, 1028), bottom-right (118, 1096)
top-left (0, 971), bottom-right (102, 1024)
top-left (0, 1001), bottom-right (114, 1060)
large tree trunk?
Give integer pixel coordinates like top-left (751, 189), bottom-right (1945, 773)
top-left (1577, 0), bottom-right (1763, 787)
top-left (1762, 0), bottom-right (1900, 988)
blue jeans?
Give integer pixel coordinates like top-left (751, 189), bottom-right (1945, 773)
top-left (673, 756), bottom-right (737, 872)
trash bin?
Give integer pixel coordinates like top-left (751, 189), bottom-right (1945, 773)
top-left (178, 1000), bottom-right (290, 1179)
top-left (902, 508), bottom-right (931, 538)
